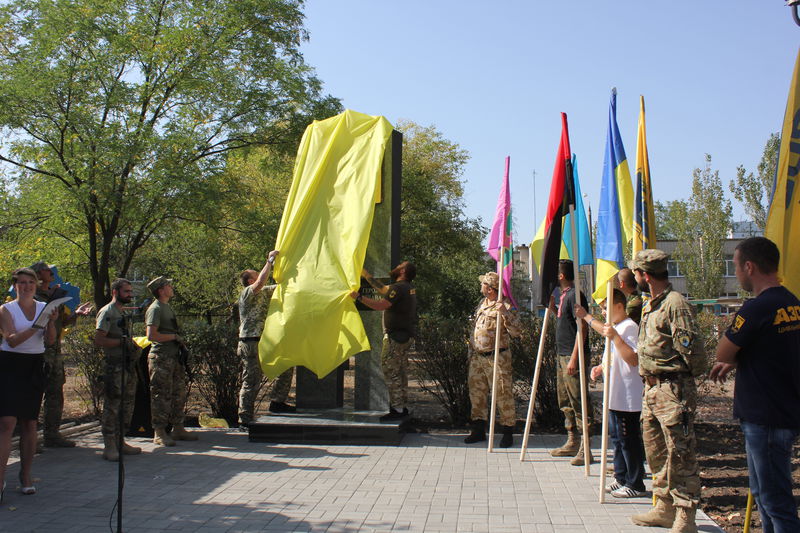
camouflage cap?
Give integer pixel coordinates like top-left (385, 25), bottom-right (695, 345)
top-left (147, 275), bottom-right (173, 295)
top-left (479, 271), bottom-right (499, 290)
top-left (30, 261), bottom-right (52, 273)
top-left (630, 249), bottom-right (669, 274)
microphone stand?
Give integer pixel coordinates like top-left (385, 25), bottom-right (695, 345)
top-left (117, 313), bottom-right (132, 533)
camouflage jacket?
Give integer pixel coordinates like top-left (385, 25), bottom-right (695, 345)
top-left (470, 298), bottom-right (523, 353)
top-left (638, 284), bottom-right (705, 376)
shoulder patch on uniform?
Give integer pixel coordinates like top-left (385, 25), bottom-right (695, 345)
top-left (678, 333), bottom-right (691, 348)
top-left (388, 289), bottom-right (397, 299)
top-left (409, 289), bottom-right (416, 295)
top-left (731, 315), bottom-right (745, 333)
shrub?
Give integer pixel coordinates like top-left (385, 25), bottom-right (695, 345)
top-left (182, 320), bottom-right (242, 426)
top-left (411, 316), bottom-right (472, 426)
top-left (511, 311), bottom-right (563, 431)
top-left (61, 321), bottom-right (105, 419)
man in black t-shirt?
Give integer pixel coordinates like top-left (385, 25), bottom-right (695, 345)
top-left (711, 237), bottom-right (800, 533)
top-left (352, 261), bottom-right (417, 422)
top-left (549, 259), bottom-right (594, 465)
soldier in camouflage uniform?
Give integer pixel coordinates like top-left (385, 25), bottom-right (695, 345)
top-left (237, 250), bottom-right (295, 428)
top-left (617, 267), bottom-right (643, 325)
top-left (31, 261), bottom-right (92, 448)
top-left (145, 276), bottom-right (197, 446)
top-left (463, 272), bottom-right (523, 448)
top-left (94, 278), bottom-right (142, 461)
top-left (629, 249), bottom-right (703, 533)
top-left (355, 261), bottom-right (418, 422)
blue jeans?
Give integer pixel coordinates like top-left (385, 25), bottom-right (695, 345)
top-left (741, 420), bottom-right (800, 533)
top-left (610, 410), bottom-right (646, 492)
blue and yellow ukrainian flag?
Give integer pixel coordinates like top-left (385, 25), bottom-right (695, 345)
top-left (593, 88), bottom-right (634, 302)
top-left (765, 48), bottom-right (800, 297)
top-left (633, 95), bottom-right (656, 256)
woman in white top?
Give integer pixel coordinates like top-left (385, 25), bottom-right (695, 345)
top-left (0, 267), bottom-right (57, 500)
top-left (575, 288), bottom-right (647, 499)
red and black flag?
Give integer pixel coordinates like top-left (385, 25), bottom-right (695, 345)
top-left (538, 112), bottom-right (576, 306)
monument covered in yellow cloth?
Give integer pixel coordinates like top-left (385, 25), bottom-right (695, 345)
top-left (259, 110), bottom-right (394, 379)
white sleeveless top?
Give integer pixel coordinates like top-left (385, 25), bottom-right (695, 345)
top-left (0, 300), bottom-right (47, 354)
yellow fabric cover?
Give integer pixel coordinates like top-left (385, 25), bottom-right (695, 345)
top-left (259, 110), bottom-right (393, 379)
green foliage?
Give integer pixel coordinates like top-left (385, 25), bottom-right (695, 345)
top-left (397, 121), bottom-right (489, 320)
top-left (0, 0), bottom-right (339, 305)
top-left (61, 321), bottom-right (105, 419)
top-left (729, 133), bottom-right (780, 231)
top-left (182, 319), bottom-right (241, 425)
top-left (663, 155), bottom-right (733, 299)
top-left (411, 316), bottom-right (472, 425)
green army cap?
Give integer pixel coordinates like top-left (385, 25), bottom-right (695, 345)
top-left (630, 249), bottom-right (669, 274)
top-left (147, 275), bottom-right (173, 296)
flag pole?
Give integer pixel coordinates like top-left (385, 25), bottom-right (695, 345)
top-left (569, 203), bottom-right (591, 476)
top-left (487, 260), bottom-right (505, 453)
top-left (598, 278), bottom-right (614, 502)
top-left (520, 307), bottom-right (551, 461)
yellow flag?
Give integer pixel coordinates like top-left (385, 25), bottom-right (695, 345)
top-left (765, 48), bottom-right (800, 297)
top-left (633, 95), bottom-right (656, 256)
top-left (259, 110), bottom-right (393, 379)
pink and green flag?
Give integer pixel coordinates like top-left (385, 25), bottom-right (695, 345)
top-left (487, 156), bottom-right (518, 308)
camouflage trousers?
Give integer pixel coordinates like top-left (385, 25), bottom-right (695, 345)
top-left (101, 357), bottom-right (139, 438)
top-left (468, 349), bottom-right (515, 427)
top-left (237, 340), bottom-right (293, 424)
top-left (381, 334), bottom-right (412, 408)
top-left (642, 375), bottom-right (701, 509)
top-left (42, 344), bottom-right (65, 438)
top-left (148, 351), bottom-right (188, 429)
top-left (556, 355), bottom-right (594, 433)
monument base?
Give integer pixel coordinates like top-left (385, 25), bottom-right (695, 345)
top-left (248, 409), bottom-right (409, 445)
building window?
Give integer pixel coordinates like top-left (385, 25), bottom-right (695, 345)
top-left (667, 260), bottom-right (684, 278)
top-left (724, 258), bottom-right (736, 278)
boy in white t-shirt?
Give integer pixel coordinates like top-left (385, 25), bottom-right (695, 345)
top-left (575, 288), bottom-right (646, 498)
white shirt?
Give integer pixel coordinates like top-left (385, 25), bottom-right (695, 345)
top-left (0, 300), bottom-right (47, 354)
top-left (602, 317), bottom-right (643, 412)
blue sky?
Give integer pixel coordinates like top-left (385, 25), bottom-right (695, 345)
top-left (300, 1), bottom-right (798, 243)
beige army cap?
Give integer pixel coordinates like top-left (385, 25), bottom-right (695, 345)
top-left (479, 271), bottom-right (499, 289)
top-left (629, 249), bottom-right (669, 274)
top-left (147, 275), bottom-right (173, 296)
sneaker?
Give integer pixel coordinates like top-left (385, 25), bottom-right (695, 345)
top-left (379, 408), bottom-right (410, 422)
top-left (604, 481), bottom-right (623, 493)
top-left (611, 486), bottom-right (647, 499)
top-left (268, 401), bottom-right (296, 413)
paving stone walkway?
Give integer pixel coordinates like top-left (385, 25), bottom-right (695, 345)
top-left (0, 429), bottom-right (723, 532)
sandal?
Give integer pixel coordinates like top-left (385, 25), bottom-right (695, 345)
top-left (18, 472), bottom-right (36, 495)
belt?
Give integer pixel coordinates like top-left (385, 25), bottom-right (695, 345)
top-left (239, 337), bottom-right (260, 343)
top-left (643, 372), bottom-right (689, 387)
top-left (477, 348), bottom-right (509, 357)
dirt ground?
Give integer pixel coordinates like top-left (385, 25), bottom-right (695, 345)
top-left (61, 364), bottom-right (795, 533)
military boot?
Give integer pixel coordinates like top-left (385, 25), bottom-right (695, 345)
top-left (570, 439), bottom-right (595, 466)
top-left (631, 497), bottom-right (676, 528)
top-left (463, 420), bottom-right (486, 444)
top-left (153, 428), bottom-right (176, 447)
top-left (43, 433), bottom-right (76, 448)
top-left (670, 506), bottom-right (698, 533)
top-left (171, 424), bottom-right (199, 441)
top-left (121, 441), bottom-right (142, 455)
top-left (549, 430), bottom-right (579, 457)
top-left (499, 425), bottom-right (514, 448)
top-left (102, 436), bottom-right (119, 462)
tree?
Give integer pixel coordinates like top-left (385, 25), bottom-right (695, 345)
top-left (729, 133), bottom-right (780, 230)
top-left (0, 0), bottom-right (339, 305)
top-left (396, 121), bottom-right (489, 320)
top-left (672, 155), bottom-right (733, 299)
top-left (654, 199), bottom-right (688, 241)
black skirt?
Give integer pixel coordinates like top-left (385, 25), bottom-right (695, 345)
top-left (0, 350), bottom-right (45, 420)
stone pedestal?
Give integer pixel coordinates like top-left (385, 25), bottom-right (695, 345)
top-left (295, 365), bottom-right (344, 409)
top-left (354, 311), bottom-right (388, 411)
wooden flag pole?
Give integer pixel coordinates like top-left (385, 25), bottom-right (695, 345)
top-left (520, 307), bottom-right (551, 461)
top-left (487, 263), bottom-right (506, 453)
top-left (568, 203), bottom-right (591, 476)
top-left (598, 278), bottom-right (614, 503)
